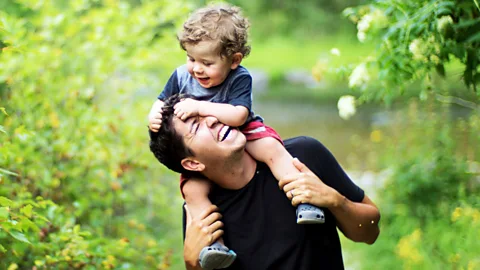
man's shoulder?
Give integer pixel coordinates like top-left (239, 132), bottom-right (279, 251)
top-left (284, 136), bottom-right (326, 155)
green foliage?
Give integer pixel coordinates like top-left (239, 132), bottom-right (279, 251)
top-left (0, 0), bottom-right (190, 268)
top-left (345, 100), bottom-right (480, 269)
top-left (227, 0), bottom-right (367, 39)
top-left (342, 0), bottom-right (480, 102)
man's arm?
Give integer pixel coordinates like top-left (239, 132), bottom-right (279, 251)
top-left (184, 205), bottom-right (224, 270)
top-left (329, 193), bottom-right (380, 244)
top-left (174, 98), bottom-right (249, 127)
top-left (280, 158), bottom-right (380, 244)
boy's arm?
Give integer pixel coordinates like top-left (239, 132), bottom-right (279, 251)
top-left (148, 99), bottom-right (165, 132)
top-left (175, 98), bottom-right (249, 127)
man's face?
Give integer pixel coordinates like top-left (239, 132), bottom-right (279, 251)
top-left (173, 115), bottom-right (246, 169)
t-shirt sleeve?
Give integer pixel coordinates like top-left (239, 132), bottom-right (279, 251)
top-left (285, 136), bottom-right (365, 203)
top-left (227, 74), bottom-right (252, 111)
top-left (158, 70), bottom-right (180, 101)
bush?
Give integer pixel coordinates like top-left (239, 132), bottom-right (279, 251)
top-left (343, 100), bottom-right (480, 269)
top-left (0, 0), bottom-right (190, 268)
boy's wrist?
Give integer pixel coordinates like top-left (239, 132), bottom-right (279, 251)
top-left (198, 100), bottom-right (208, 116)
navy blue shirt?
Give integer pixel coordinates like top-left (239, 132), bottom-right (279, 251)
top-left (158, 65), bottom-right (260, 125)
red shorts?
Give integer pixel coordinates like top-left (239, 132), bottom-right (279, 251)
top-left (179, 120), bottom-right (282, 197)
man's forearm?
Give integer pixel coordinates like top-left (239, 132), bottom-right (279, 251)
top-left (199, 101), bottom-right (248, 127)
top-left (329, 194), bottom-right (380, 244)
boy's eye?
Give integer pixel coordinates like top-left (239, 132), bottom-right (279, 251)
top-left (203, 62), bottom-right (212, 66)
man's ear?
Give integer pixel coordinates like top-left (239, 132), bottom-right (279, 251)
top-left (181, 158), bottom-right (205, 172)
top-left (230, 52), bottom-right (243, 70)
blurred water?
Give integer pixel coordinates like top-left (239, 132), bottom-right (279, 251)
top-left (253, 100), bottom-right (379, 170)
top-left (253, 99), bottom-right (473, 171)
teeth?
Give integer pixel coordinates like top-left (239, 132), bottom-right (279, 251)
top-left (218, 126), bottom-right (229, 141)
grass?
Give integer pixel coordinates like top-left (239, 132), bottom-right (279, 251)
top-left (244, 33), bottom-right (372, 78)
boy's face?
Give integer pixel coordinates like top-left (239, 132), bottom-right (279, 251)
top-left (185, 40), bottom-right (237, 88)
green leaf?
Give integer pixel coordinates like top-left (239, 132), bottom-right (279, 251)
top-left (20, 204), bottom-right (33, 218)
top-left (0, 125), bottom-right (6, 134)
top-left (8, 230), bottom-right (31, 244)
top-left (0, 244), bottom-right (6, 253)
top-left (0, 207), bottom-right (9, 219)
top-left (466, 31), bottom-right (480, 43)
top-left (0, 107), bottom-right (7, 115)
top-left (435, 64), bottom-right (446, 77)
top-left (0, 168), bottom-right (18, 176)
top-left (0, 196), bottom-right (13, 207)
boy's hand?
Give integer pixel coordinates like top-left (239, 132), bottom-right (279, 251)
top-left (148, 101), bottom-right (164, 132)
top-left (174, 98), bottom-right (202, 121)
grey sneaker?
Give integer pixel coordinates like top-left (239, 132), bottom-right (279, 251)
top-left (199, 242), bottom-right (237, 270)
top-left (297, 203), bottom-right (325, 224)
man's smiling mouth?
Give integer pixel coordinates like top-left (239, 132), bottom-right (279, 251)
top-left (218, 125), bottom-right (232, 142)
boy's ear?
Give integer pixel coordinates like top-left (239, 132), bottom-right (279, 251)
top-left (230, 52), bottom-right (243, 70)
top-left (181, 158), bottom-right (205, 172)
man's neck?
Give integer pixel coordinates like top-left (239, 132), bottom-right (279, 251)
top-left (204, 151), bottom-right (257, 190)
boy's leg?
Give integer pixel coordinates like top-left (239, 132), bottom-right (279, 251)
top-left (246, 137), bottom-right (325, 224)
top-left (245, 137), bottom-right (297, 181)
top-left (181, 177), bottom-right (237, 269)
top-left (182, 177), bottom-right (215, 220)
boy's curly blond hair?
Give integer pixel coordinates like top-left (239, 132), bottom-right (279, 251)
top-left (178, 4), bottom-right (251, 58)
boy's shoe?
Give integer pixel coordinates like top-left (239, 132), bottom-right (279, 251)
top-left (199, 242), bottom-right (237, 270)
top-left (296, 203), bottom-right (325, 224)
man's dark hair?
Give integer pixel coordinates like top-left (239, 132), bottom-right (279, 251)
top-left (149, 94), bottom-right (196, 174)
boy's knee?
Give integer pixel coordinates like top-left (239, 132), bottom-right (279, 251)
top-left (182, 178), bottom-right (211, 201)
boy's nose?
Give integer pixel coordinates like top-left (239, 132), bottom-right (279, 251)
top-left (193, 63), bottom-right (202, 73)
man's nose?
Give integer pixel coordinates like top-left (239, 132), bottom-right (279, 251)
top-left (205, 116), bottom-right (218, 128)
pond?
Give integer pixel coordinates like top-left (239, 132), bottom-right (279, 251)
top-left (253, 98), bottom-right (474, 173)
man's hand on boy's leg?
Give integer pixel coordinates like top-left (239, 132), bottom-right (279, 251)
top-left (174, 98), bottom-right (202, 121)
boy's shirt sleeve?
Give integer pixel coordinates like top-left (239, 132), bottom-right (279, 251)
top-left (158, 70), bottom-right (180, 101)
top-left (227, 73), bottom-right (253, 111)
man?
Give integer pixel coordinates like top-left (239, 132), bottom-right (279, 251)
top-left (149, 94), bottom-right (380, 270)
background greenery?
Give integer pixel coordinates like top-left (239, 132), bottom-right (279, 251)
top-left (1, 0), bottom-right (479, 269)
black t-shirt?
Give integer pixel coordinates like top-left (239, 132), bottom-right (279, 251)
top-left (183, 136), bottom-right (365, 270)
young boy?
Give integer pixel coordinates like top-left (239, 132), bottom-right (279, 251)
top-left (148, 4), bottom-right (325, 269)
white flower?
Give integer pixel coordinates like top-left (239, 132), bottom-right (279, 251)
top-left (330, 48), bottom-right (341, 56)
top-left (357, 31), bottom-right (367, 42)
top-left (348, 63), bottom-right (370, 89)
top-left (357, 14), bottom-right (373, 32)
top-left (409, 39), bottom-right (424, 60)
top-left (437, 16), bottom-right (453, 33)
top-left (337, 95), bottom-right (356, 120)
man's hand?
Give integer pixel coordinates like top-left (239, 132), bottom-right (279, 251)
top-left (148, 100), bottom-right (164, 132)
top-left (174, 98), bottom-right (202, 121)
top-left (184, 205), bottom-right (224, 269)
top-left (279, 158), bottom-right (342, 209)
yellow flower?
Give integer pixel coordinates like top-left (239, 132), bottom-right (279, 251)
top-left (448, 253), bottom-right (461, 264)
top-left (396, 229), bottom-right (423, 264)
top-left (451, 207), bottom-right (462, 222)
top-left (370, 130), bottom-right (383, 143)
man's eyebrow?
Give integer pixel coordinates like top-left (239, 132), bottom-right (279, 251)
top-left (188, 117), bottom-right (197, 134)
